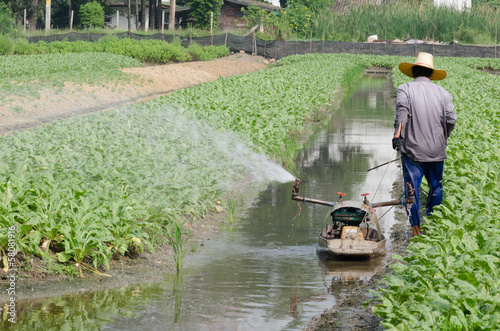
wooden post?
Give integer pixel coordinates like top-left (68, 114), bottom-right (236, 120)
top-left (473, 32), bottom-right (476, 58)
top-left (352, 27), bottom-right (355, 54)
top-left (169, 0), bottom-right (176, 31)
top-left (128, 0), bottom-right (131, 36)
top-left (70, 10), bottom-right (73, 33)
top-left (495, 23), bottom-right (498, 58)
top-left (296, 27), bottom-right (298, 55)
top-left (24, 9), bottom-right (26, 35)
top-left (309, 31), bottom-right (312, 53)
top-left (210, 12), bottom-right (213, 46)
top-left (161, 11), bottom-right (164, 34)
top-left (135, 0), bottom-right (139, 30)
top-left (453, 31), bottom-right (456, 57)
top-left (252, 31), bottom-right (256, 55)
top-left (117, 11), bottom-right (119, 30)
top-left (45, 0), bottom-right (51, 35)
top-left (274, 34), bottom-right (277, 60)
top-left (322, 32), bottom-right (324, 53)
top-left (225, 30), bottom-right (228, 46)
top-left (414, 25), bottom-right (417, 56)
top-left (384, 23), bottom-right (387, 55)
top-left (254, 32), bottom-right (257, 55)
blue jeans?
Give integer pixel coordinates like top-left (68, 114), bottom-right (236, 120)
top-left (401, 154), bottom-right (444, 227)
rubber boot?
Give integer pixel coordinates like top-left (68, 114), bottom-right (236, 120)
top-left (412, 225), bottom-right (421, 237)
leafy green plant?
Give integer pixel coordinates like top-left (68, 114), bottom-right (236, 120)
top-left (366, 55), bottom-right (500, 330)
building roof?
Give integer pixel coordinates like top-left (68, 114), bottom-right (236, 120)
top-left (107, 0), bottom-right (281, 12)
top-left (224, 0), bottom-right (282, 11)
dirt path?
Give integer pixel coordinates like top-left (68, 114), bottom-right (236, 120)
top-left (0, 53), bottom-right (270, 136)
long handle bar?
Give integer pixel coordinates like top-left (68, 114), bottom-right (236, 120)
top-left (291, 179), bottom-right (414, 208)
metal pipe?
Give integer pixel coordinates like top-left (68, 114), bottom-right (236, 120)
top-left (370, 197), bottom-right (414, 208)
top-left (291, 195), bottom-right (335, 207)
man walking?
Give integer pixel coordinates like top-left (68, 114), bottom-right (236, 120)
top-left (393, 52), bottom-right (457, 237)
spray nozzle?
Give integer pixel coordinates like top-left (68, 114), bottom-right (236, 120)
top-left (292, 178), bottom-right (300, 197)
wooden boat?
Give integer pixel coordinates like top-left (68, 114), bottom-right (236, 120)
top-left (317, 199), bottom-right (385, 259)
top-left (291, 179), bottom-right (413, 260)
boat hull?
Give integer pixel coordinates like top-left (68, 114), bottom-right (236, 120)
top-left (317, 235), bottom-right (386, 259)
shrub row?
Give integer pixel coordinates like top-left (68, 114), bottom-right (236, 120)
top-left (0, 36), bottom-right (229, 64)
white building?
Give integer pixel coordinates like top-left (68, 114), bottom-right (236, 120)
top-left (434, 0), bottom-right (471, 11)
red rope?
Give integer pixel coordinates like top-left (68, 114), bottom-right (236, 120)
top-left (292, 186), bottom-right (302, 219)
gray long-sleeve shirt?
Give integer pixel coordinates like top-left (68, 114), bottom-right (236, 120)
top-left (394, 76), bottom-right (457, 162)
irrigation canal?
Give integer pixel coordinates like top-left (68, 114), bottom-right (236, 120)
top-left (9, 74), bottom-right (402, 330)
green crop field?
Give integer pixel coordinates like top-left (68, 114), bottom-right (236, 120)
top-left (0, 52), bottom-right (499, 328)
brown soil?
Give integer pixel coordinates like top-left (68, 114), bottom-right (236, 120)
top-left (0, 52), bottom-right (270, 136)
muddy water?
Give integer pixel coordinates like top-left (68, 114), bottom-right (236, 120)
top-left (5, 76), bottom-right (401, 330)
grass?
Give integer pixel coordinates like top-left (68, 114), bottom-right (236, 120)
top-left (166, 221), bottom-right (190, 272)
top-left (225, 194), bottom-right (243, 224)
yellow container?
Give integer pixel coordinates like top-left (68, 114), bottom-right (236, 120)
top-left (341, 226), bottom-right (364, 240)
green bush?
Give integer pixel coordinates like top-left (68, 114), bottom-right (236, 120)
top-left (0, 34), bottom-right (13, 55)
top-left (187, 42), bottom-right (229, 61)
top-left (79, 1), bottom-right (105, 29)
top-left (6, 36), bottom-right (228, 64)
top-left (190, 0), bottom-right (222, 30)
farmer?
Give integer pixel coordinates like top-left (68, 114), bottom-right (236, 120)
top-left (392, 52), bottom-right (456, 237)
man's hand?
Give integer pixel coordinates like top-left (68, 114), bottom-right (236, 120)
top-left (392, 137), bottom-right (401, 151)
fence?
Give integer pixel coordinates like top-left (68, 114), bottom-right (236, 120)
top-left (25, 32), bottom-right (498, 59)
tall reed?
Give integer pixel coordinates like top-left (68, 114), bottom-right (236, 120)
top-left (313, 1), bottom-right (499, 44)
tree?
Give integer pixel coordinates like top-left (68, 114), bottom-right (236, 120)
top-left (141, 0), bottom-right (145, 30)
top-left (0, 2), bottom-right (14, 34)
top-left (189, 0), bottom-right (222, 29)
top-left (79, 1), bottom-right (104, 28)
top-left (127, 0), bottom-right (131, 34)
top-left (135, 0), bottom-right (139, 30)
top-left (3, 0), bottom-right (44, 29)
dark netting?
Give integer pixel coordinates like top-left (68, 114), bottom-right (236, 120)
top-left (129, 33), bottom-right (164, 41)
top-left (227, 34), bottom-right (252, 53)
top-left (66, 32), bottom-right (93, 42)
top-left (87, 33), bottom-right (106, 42)
top-left (21, 32), bottom-right (498, 59)
top-left (213, 34), bottom-right (227, 46)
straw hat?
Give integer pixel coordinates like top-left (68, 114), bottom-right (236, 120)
top-left (398, 52), bottom-right (447, 81)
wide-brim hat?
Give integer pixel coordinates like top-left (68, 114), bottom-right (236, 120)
top-left (398, 52), bottom-right (447, 80)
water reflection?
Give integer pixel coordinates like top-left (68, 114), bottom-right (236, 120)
top-left (6, 77), bottom-right (400, 331)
